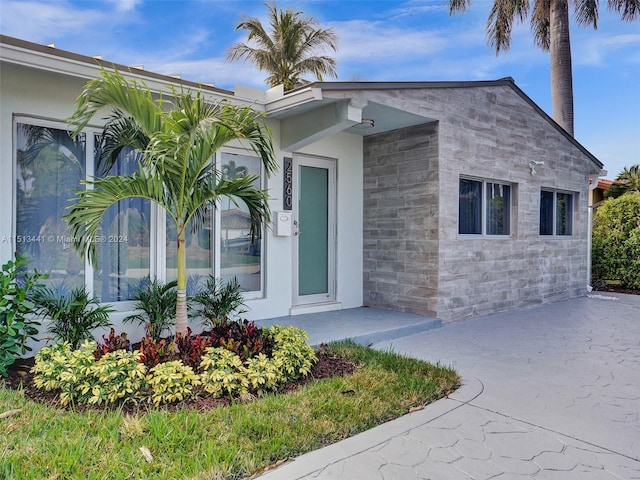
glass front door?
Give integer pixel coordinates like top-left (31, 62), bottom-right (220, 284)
top-left (294, 155), bottom-right (336, 305)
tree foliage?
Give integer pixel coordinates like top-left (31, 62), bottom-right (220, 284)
top-left (592, 191), bottom-right (640, 289)
top-left (449, 0), bottom-right (639, 135)
top-left (64, 69), bottom-right (276, 334)
top-left (607, 164), bottom-right (640, 199)
top-left (227, 2), bottom-right (338, 90)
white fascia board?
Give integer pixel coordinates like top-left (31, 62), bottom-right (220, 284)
top-left (263, 87), bottom-right (324, 117)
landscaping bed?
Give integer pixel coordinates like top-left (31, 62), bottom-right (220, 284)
top-left (3, 344), bottom-right (357, 414)
top-left (1, 341), bottom-right (459, 480)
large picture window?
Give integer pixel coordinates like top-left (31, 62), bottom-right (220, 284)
top-left (93, 142), bottom-right (151, 302)
top-left (220, 152), bottom-right (263, 293)
top-left (15, 120), bottom-right (265, 303)
top-left (15, 123), bottom-right (86, 290)
top-left (540, 190), bottom-right (573, 236)
top-left (459, 178), bottom-right (511, 236)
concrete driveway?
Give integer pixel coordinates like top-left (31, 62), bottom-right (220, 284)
top-left (258, 293), bottom-right (640, 479)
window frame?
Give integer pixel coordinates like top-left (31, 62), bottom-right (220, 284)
top-left (458, 176), bottom-right (513, 238)
top-left (539, 189), bottom-right (575, 237)
top-left (217, 147), bottom-right (266, 300)
top-left (13, 117), bottom-right (266, 305)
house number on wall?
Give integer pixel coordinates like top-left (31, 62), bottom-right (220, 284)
top-left (283, 157), bottom-right (292, 210)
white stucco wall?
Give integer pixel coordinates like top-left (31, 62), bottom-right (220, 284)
top-left (1, 55), bottom-right (364, 352)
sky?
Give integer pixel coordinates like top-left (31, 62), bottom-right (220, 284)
top-left (1, 0), bottom-right (638, 178)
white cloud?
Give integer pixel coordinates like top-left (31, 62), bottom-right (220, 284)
top-left (575, 33), bottom-right (640, 66)
top-left (106, 0), bottom-right (142, 12)
top-left (0, 1), bottom-right (105, 42)
top-left (144, 57), bottom-right (267, 91)
top-left (333, 19), bottom-right (449, 63)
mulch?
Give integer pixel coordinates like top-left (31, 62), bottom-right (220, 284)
top-left (2, 346), bottom-right (357, 414)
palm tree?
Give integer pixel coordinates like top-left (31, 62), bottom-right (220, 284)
top-left (607, 164), bottom-right (640, 198)
top-left (64, 69), bottom-right (276, 334)
top-left (449, 0), bottom-right (638, 136)
top-left (227, 2), bottom-right (338, 90)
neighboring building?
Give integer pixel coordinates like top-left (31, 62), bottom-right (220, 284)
top-left (0, 35), bottom-right (604, 343)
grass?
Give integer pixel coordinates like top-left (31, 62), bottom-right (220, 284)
top-left (0, 342), bottom-right (459, 480)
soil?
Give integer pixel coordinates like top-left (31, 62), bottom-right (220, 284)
top-left (2, 345), bottom-right (357, 414)
top-left (594, 286), bottom-right (639, 296)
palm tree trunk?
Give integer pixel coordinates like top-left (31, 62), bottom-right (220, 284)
top-left (175, 228), bottom-right (188, 334)
top-left (550, 0), bottom-right (574, 136)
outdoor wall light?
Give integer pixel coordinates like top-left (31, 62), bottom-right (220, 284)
top-left (529, 160), bottom-right (544, 175)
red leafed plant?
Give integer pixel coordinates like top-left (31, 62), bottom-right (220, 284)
top-left (94, 328), bottom-right (131, 360)
top-left (204, 319), bottom-right (274, 361)
top-left (174, 327), bottom-right (211, 369)
top-left (138, 337), bottom-right (175, 368)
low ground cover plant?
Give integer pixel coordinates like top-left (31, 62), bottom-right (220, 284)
top-left (1, 341), bottom-right (459, 480)
top-left (30, 323), bottom-right (315, 407)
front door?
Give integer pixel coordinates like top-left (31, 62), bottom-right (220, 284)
top-left (293, 155), bottom-right (336, 305)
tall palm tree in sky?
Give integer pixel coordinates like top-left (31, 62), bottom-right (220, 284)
top-left (449, 0), bottom-right (638, 136)
top-left (227, 2), bottom-right (338, 90)
top-left (64, 69), bottom-right (276, 334)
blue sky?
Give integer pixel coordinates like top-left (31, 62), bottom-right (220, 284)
top-left (1, 0), bottom-right (638, 177)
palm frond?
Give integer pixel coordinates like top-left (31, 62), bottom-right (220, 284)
top-left (532, 0), bottom-right (551, 49)
top-left (607, 0), bottom-right (640, 20)
top-left (63, 171), bottom-right (168, 266)
top-left (487, 0), bottom-right (527, 53)
top-left (575, 0), bottom-right (599, 27)
top-left (68, 68), bottom-right (164, 139)
top-left (96, 114), bottom-right (149, 175)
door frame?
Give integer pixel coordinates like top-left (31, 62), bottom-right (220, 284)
top-left (292, 154), bottom-right (337, 306)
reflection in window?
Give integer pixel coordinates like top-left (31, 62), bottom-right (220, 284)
top-left (540, 190), bottom-right (573, 236)
top-left (221, 152), bottom-right (262, 292)
top-left (15, 123), bottom-right (86, 289)
top-left (93, 142), bottom-right (151, 302)
top-left (556, 193), bottom-right (573, 236)
top-left (166, 207), bottom-right (213, 289)
top-left (486, 182), bottom-right (511, 235)
top-left (459, 179), bottom-right (482, 234)
top-left (459, 178), bottom-right (511, 236)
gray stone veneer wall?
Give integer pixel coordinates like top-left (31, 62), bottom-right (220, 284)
top-left (363, 123), bottom-right (439, 317)
top-left (336, 84), bottom-right (601, 321)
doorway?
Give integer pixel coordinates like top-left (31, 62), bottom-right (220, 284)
top-left (293, 155), bottom-right (336, 306)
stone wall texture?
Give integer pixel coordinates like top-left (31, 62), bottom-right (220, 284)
top-left (351, 84), bottom-right (602, 321)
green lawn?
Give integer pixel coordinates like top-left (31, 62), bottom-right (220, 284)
top-left (0, 342), bottom-right (459, 480)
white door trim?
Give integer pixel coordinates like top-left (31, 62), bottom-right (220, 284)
top-left (292, 154), bottom-right (337, 307)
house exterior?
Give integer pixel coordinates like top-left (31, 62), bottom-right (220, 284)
top-left (0, 35), bottom-right (603, 344)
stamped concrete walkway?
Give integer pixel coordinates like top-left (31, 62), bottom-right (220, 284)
top-left (257, 293), bottom-right (640, 479)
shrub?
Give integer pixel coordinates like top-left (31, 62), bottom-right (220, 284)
top-left (33, 341), bottom-right (147, 406)
top-left (147, 360), bottom-right (200, 406)
top-left (592, 192), bottom-right (640, 289)
top-left (206, 319), bottom-right (274, 360)
top-left (191, 276), bottom-right (247, 327)
top-left (174, 327), bottom-right (211, 369)
top-left (124, 277), bottom-right (177, 341)
top-left (244, 353), bottom-right (281, 394)
top-left (94, 328), bottom-right (131, 360)
top-left (31, 341), bottom-right (96, 406)
top-left (199, 347), bottom-right (248, 398)
top-left (0, 253), bottom-right (46, 377)
top-left (270, 325), bottom-right (317, 381)
top-left (138, 337), bottom-right (175, 368)
top-left (33, 285), bottom-right (114, 349)
top-left (88, 350), bottom-right (147, 405)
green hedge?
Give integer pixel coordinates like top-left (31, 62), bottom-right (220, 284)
top-left (592, 192), bottom-right (640, 289)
